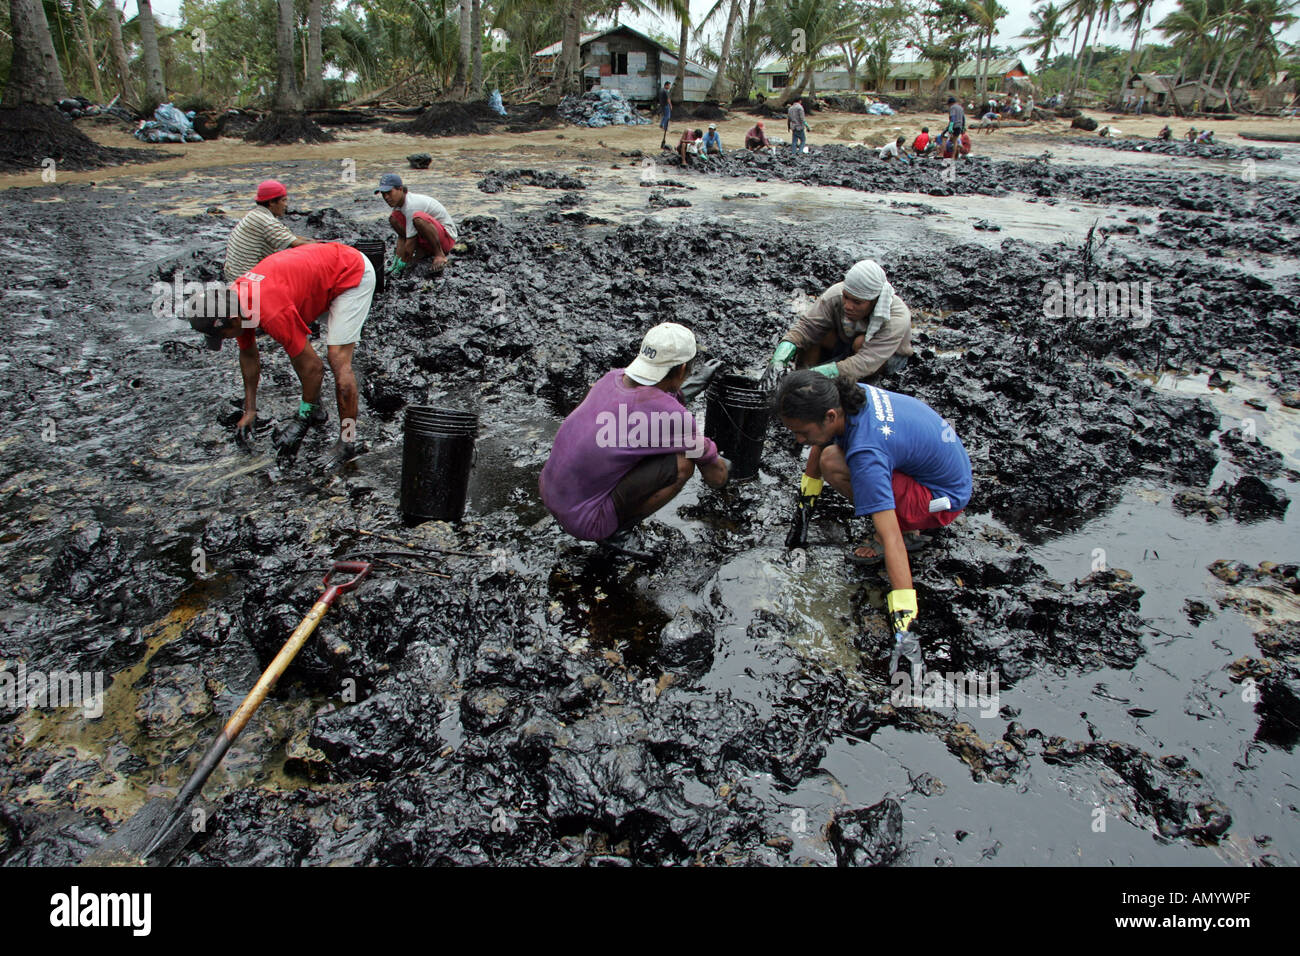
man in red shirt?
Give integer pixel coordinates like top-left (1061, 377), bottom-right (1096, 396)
top-left (911, 127), bottom-right (931, 156)
top-left (186, 242), bottom-right (376, 465)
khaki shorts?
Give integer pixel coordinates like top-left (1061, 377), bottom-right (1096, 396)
top-left (322, 254), bottom-right (375, 347)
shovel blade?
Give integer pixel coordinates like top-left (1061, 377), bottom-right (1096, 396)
top-left (82, 798), bottom-right (200, 867)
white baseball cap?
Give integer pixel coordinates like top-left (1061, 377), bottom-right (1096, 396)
top-left (626, 323), bottom-right (697, 385)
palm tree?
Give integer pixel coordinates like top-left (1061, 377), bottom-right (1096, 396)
top-left (1158, 0), bottom-right (1217, 84)
top-left (967, 0), bottom-right (1007, 103)
top-left (699, 0), bottom-right (743, 101)
top-left (1203, 0), bottom-right (1248, 90)
top-left (1224, 0), bottom-right (1297, 101)
top-left (106, 0), bottom-right (132, 102)
top-left (305, 0), bottom-right (326, 106)
top-left (135, 0), bottom-right (167, 104)
top-left (3, 0), bottom-right (69, 105)
top-left (272, 0), bottom-right (301, 112)
top-left (1021, 2), bottom-right (1066, 73)
top-left (1078, 0), bottom-right (1119, 95)
top-left (763, 0), bottom-right (864, 105)
top-left (673, 6), bottom-right (691, 105)
top-left (1119, 0), bottom-right (1156, 82)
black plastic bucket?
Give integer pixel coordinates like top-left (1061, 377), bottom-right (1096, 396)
top-left (352, 240), bottom-right (385, 297)
top-left (704, 375), bottom-right (770, 482)
top-left (400, 405), bottom-right (478, 524)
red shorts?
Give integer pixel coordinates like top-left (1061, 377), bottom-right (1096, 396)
top-left (389, 210), bottom-right (455, 255)
top-left (891, 472), bottom-right (964, 532)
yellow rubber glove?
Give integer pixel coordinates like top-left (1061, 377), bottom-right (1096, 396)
top-left (799, 474), bottom-right (824, 499)
top-left (887, 588), bottom-right (918, 633)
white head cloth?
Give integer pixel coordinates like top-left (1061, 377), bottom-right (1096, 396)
top-left (842, 259), bottom-right (894, 337)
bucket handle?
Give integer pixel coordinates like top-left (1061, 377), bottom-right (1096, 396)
top-left (713, 400), bottom-right (770, 444)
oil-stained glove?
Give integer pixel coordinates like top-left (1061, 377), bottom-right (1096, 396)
top-left (387, 257), bottom-right (409, 277)
top-left (887, 589), bottom-right (922, 682)
top-left (760, 341), bottom-right (797, 393)
top-left (812, 362), bottom-right (839, 378)
top-left (784, 474), bottom-right (824, 549)
top-left (888, 630), bottom-right (924, 687)
top-left (679, 357), bottom-right (724, 403)
top-left (887, 588), bottom-right (918, 633)
top-left (273, 412), bottom-right (312, 458)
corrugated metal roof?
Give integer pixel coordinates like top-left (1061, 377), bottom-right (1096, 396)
top-left (533, 32), bottom-right (600, 58)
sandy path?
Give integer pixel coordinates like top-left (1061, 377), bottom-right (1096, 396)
top-left (3, 108), bottom-right (1295, 193)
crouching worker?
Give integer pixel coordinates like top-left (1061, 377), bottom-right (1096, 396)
top-left (775, 371), bottom-right (972, 679)
top-left (539, 323), bottom-right (728, 560)
top-left (375, 173), bottom-right (457, 277)
top-left (185, 243), bottom-right (375, 468)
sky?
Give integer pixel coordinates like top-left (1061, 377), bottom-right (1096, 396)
top-left (136, 1), bottom-right (1298, 71)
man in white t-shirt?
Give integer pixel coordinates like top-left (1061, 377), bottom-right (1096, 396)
top-left (374, 173), bottom-right (458, 276)
top-left (876, 136), bottom-right (908, 162)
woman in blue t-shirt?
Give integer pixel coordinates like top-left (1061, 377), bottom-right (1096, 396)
top-left (774, 371), bottom-right (972, 663)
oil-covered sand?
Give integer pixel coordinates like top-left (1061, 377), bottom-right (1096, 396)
top-left (1, 135), bottom-right (1297, 865)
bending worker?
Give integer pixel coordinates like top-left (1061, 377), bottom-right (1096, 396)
top-left (539, 323), bottom-right (726, 560)
top-left (186, 243), bottom-right (375, 467)
top-left (774, 371), bottom-right (972, 680)
top-left (760, 259), bottom-right (913, 548)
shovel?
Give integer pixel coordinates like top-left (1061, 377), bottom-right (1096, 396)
top-left (84, 560), bottom-right (372, 867)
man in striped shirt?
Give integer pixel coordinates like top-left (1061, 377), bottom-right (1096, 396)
top-left (223, 179), bottom-right (315, 283)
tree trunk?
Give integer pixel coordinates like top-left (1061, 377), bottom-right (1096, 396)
top-left (549, 0), bottom-right (582, 98)
top-left (107, 0), bottom-right (131, 102)
top-left (780, 61), bottom-right (815, 106)
top-left (77, 0), bottom-right (104, 101)
top-left (471, 0), bottom-right (483, 96)
top-left (305, 0), bottom-right (325, 106)
top-left (1123, 21), bottom-right (1143, 85)
top-left (736, 0), bottom-right (759, 97)
top-left (3, 0), bottom-right (68, 105)
top-left (1222, 38), bottom-right (1251, 101)
top-left (453, 0), bottom-right (470, 98)
top-left (1202, 24), bottom-right (1228, 87)
top-left (707, 0), bottom-right (741, 101)
top-left (137, 0), bottom-right (166, 104)
top-left (273, 0), bottom-right (302, 112)
top-left (672, 15), bottom-right (688, 105)
top-left (1242, 38), bottom-right (1265, 92)
top-left (1066, 13), bottom-right (1094, 106)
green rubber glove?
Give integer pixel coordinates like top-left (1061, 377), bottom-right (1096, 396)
top-left (387, 257), bottom-right (409, 276)
top-left (772, 341), bottom-right (797, 367)
top-left (887, 588), bottom-right (918, 633)
top-left (812, 362), bottom-right (839, 378)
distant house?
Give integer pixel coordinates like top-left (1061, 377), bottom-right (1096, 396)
top-left (1255, 71), bottom-right (1296, 110)
top-left (533, 26), bottom-right (715, 102)
top-left (1123, 73), bottom-right (1229, 112)
top-left (756, 57), bottom-right (1032, 99)
top-left (1124, 73), bottom-right (1177, 111)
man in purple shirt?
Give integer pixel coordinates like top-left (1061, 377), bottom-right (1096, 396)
top-left (539, 323), bottom-right (729, 558)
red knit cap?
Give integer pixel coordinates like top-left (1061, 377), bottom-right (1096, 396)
top-left (256, 179), bottom-right (287, 202)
